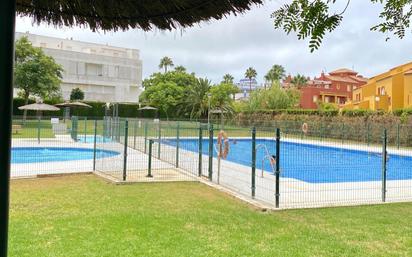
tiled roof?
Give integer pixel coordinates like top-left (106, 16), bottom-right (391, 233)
top-left (349, 75), bottom-right (368, 83)
top-left (324, 75), bottom-right (359, 83)
top-left (329, 68), bottom-right (358, 75)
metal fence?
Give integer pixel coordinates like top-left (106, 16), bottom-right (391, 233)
top-left (10, 115), bottom-right (106, 177)
top-left (96, 118), bottom-right (412, 209)
top-left (10, 115), bottom-right (412, 209)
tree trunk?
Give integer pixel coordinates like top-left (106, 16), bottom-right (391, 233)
top-left (249, 80), bottom-right (252, 96)
top-left (22, 92), bottom-right (29, 123)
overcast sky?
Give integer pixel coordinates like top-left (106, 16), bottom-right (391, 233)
top-left (15, 1), bottom-right (412, 84)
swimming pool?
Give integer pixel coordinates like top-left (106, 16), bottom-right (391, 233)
top-left (11, 147), bottom-right (119, 164)
top-left (166, 139), bottom-right (412, 183)
top-left (76, 135), bottom-right (113, 143)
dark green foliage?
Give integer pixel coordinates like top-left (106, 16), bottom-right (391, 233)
top-left (272, 0), bottom-right (343, 52)
top-left (272, 0), bottom-right (412, 51)
top-left (70, 88), bottom-right (85, 101)
top-left (222, 74), bottom-right (235, 84)
top-left (12, 98), bottom-right (146, 119)
top-left (290, 74), bottom-right (309, 88)
top-left (181, 78), bottom-right (212, 119)
top-left (370, 0), bottom-right (412, 40)
top-left (393, 108), bottom-right (412, 116)
top-left (14, 36), bottom-right (63, 121)
top-left (264, 65), bottom-right (286, 85)
top-left (159, 56), bottom-right (174, 73)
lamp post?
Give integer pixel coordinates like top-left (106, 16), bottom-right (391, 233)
top-left (105, 102), bottom-right (111, 117)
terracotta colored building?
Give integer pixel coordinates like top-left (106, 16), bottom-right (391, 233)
top-left (284, 69), bottom-right (367, 109)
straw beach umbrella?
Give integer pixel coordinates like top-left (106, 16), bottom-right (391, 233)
top-left (18, 103), bottom-right (60, 112)
top-left (138, 106), bottom-right (158, 119)
top-left (0, 1), bottom-right (262, 255)
top-left (18, 103), bottom-right (60, 144)
top-left (55, 101), bottom-right (92, 109)
top-left (55, 101), bottom-right (92, 122)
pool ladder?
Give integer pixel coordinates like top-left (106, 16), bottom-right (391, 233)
top-left (256, 144), bottom-right (276, 178)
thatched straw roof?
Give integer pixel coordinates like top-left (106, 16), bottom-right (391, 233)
top-left (16, 0), bottom-right (263, 31)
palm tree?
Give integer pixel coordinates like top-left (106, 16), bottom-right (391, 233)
top-left (222, 74), bottom-right (234, 84)
top-left (184, 78), bottom-right (211, 119)
top-left (174, 65), bottom-right (186, 73)
top-left (291, 74), bottom-right (308, 88)
top-left (245, 67), bottom-right (257, 93)
top-left (159, 56), bottom-right (174, 73)
top-left (265, 64), bottom-right (286, 86)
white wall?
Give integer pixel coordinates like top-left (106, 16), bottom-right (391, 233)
top-left (15, 32), bottom-right (143, 103)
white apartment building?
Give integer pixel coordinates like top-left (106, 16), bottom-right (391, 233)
top-left (15, 32), bottom-right (143, 103)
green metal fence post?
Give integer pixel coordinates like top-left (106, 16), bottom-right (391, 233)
top-left (133, 119), bottom-right (137, 149)
top-left (251, 127), bottom-right (256, 198)
top-left (71, 116), bottom-right (78, 141)
top-left (93, 119), bottom-right (97, 171)
top-left (397, 124), bottom-right (400, 149)
top-left (198, 125), bottom-right (203, 177)
top-left (382, 129), bottom-right (387, 202)
top-left (84, 117), bottom-right (87, 142)
top-left (122, 120), bottom-right (129, 181)
top-left (176, 122), bottom-right (180, 168)
top-left (103, 116), bottom-right (107, 139)
top-left (319, 123), bottom-right (323, 142)
top-left (147, 139), bottom-right (154, 178)
top-left (208, 124), bottom-right (214, 181)
top-left (275, 128), bottom-right (281, 208)
top-left (367, 123), bottom-right (370, 146)
top-left (157, 121), bottom-right (161, 158)
top-left (144, 121), bottom-right (148, 153)
top-left (117, 118), bottom-right (121, 142)
top-left (37, 116), bottom-right (40, 144)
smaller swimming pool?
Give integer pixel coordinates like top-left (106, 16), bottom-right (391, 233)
top-left (76, 135), bottom-right (113, 143)
top-left (11, 147), bottom-right (119, 164)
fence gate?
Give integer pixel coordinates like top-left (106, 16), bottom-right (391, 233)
top-left (95, 117), bottom-right (126, 180)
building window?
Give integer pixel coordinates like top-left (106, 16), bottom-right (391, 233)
top-left (378, 87), bottom-right (386, 96)
top-left (336, 84), bottom-right (340, 90)
top-left (347, 85), bottom-right (351, 92)
top-left (324, 84), bottom-right (330, 89)
top-left (313, 95), bottom-right (318, 103)
top-left (86, 63), bottom-right (103, 76)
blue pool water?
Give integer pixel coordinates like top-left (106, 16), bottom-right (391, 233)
top-left (77, 135), bottom-right (113, 143)
top-left (166, 139), bottom-right (412, 183)
top-left (11, 147), bottom-right (119, 164)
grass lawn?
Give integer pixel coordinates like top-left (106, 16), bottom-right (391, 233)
top-left (12, 120), bottom-right (55, 138)
top-left (9, 175), bottom-right (412, 257)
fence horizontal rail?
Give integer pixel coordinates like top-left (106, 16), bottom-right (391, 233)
top-left (10, 116), bottom-right (412, 209)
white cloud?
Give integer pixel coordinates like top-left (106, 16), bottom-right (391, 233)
top-left (15, 1), bottom-right (412, 84)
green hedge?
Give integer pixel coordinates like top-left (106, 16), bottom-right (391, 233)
top-left (241, 109), bottom-right (340, 116)
top-left (12, 98), bottom-right (161, 118)
top-left (393, 108), bottom-right (412, 116)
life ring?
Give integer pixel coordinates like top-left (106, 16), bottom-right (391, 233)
top-left (217, 130), bottom-right (229, 159)
top-left (302, 123), bottom-right (309, 134)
